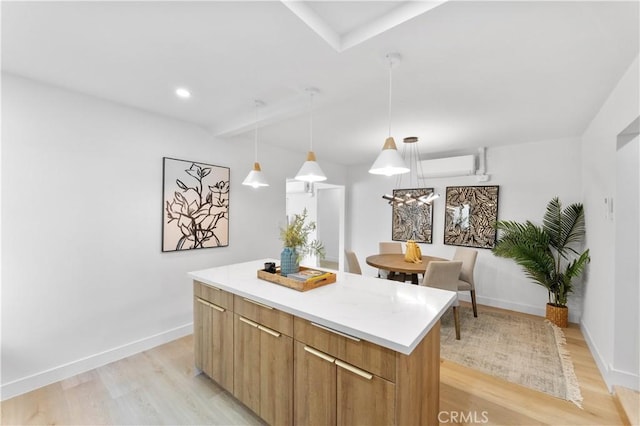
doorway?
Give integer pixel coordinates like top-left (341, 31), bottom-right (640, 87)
top-left (285, 180), bottom-right (345, 271)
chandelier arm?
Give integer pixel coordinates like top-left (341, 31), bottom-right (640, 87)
top-left (395, 141), bottom-right (407, 189)
top-left (416, 144), bottom-right (425, 187)
top-left (412, 142), bottom-right (420, 187)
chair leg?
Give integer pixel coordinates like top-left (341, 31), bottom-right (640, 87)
top-left (453, 306), bottom-right (461, 340)
top-left (470, 290), bottom-right (478, 317)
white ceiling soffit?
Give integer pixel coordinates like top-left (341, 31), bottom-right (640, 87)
top-left (281, 0), bottom-right (450, 52)
top-left (213, 1), bottom-right (452, 137)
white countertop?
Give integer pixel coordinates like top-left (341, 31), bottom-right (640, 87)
top-left (188, 259), bottom-right (456, 355)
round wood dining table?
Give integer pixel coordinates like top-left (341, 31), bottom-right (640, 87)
top-left (365, 253), bottom-right (447, 284)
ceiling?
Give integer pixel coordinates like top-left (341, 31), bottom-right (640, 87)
top-left (2, 1), bottom-right (638, 166)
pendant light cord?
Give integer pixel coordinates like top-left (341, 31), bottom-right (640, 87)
top-left (254, 101), bottom-right (260, 163)
top-left (388, 59), bottom-right (393, 138)
top-left (309, 91), bottom-right (314, 152)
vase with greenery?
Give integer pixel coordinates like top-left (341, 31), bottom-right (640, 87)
top-left (492, 197), bottom-right (590, 327)
top-left (279, 208), bottom-right (325, 276)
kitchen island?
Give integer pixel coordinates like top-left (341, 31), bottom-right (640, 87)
top-left (189, 259), bottom-right (456, 426)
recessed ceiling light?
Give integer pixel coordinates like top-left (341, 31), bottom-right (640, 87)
top-left (175, 87), bottom-right (191, 99)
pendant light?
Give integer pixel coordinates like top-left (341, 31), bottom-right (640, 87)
top-left (369, 53), bottom-right (410, 176)
top-left (295, 88), bottom-right (327, 183)
top-left (242, 100), bottom-right (269, 188)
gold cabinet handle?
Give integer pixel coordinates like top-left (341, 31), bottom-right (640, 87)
top-left (239, 316), bottom-right (259, 328)
top-left (239, 316), bottom-right (280, 337)
top-left (196, 297), bottom-right (225, 312)
top-left (310, 322), bottom-right (361, 342)
top-left (258, 325), bottom-right (281, 338)
top-left (209, 303), bottom-right (225, 313)
top-left (243, 298), bottom-right (274, 310)
top-left (335, 360), bottom-right (373, 380)
top-left (304, 346), bottom-right (336, 363)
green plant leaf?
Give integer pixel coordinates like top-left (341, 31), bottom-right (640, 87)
top-left (279, 208), bottom-right (325, 260)
top-left (493, 198), bottom-right (589, 307)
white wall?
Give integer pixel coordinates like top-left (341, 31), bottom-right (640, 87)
top-left (580, 56), bottom-right (640, 391)
top-left (348, 137), bottom-right (583, 321)
top-left (614, 135), bottom-right (639, 387)
top-left (0, 74), bottom-right (346, 399)
top-left (316, 186), bottom-right (341, 263)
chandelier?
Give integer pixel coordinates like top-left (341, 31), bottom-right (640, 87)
top-left (382, 136), bottom-right (440, 206)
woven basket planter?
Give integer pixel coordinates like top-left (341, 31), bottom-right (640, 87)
top-left (546, 303), bottom-right (569, 328)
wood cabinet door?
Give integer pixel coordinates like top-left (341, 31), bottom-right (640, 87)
top-left (195, 298), bottom-right (234, 393)
top-left (336, 360), bottom-right (395, 426)
top-left (294, 342), bottom-right (337, 426)
top-left (194, 298), bottom-right (212, 375)
top-left (259, 325), bottom-right (293, 426)
top-left (233, 315), bottom-right (261, 415)
top-left (209, 306), bottom-right (234, 393)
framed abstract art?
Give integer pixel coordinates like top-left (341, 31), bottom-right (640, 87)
top-left (444, 185), bottom-right (499, 249)
top-left (162, 157), bottom-right (230, 252)
top-left (391, 188), bottom-right (435, 244)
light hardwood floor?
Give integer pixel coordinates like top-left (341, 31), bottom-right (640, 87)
top-left (613, 386), bottom-right (639, 426)
top-left (1, 304), bottom-right (625, 425)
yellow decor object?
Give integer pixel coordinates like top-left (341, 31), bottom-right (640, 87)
top-left (404, 240), bottom-right (422, 263)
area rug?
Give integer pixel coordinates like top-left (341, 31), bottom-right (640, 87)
top-left (440, 308), bottom-right (583, 408)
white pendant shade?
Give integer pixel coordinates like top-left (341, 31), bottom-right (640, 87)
top-left (369, 137), bottom-right (409, 176)
top-left (295, 151), bottom-right (327, 182)
top-left (242, 162), bottom-right (269, 188)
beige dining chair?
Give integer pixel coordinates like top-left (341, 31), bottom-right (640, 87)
top-left (453, 247), bottom-right (479, 317)
top-left (379, 241), bottom-right (403, 254)
top-left (421, 260), bottom-right (464, 340)
top-left (378, 241), bottom-right (403, 279)
top-left (345, 250), bottom-right (362, 275)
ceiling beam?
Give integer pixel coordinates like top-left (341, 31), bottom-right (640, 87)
top-left (215, 96), bottom-right (309, 138)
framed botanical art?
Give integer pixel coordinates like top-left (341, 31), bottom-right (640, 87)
top-left (162, 157), bottom-right (230, 252)
top-left (391, 188), bottom-right (435, 244)
top-left (444, 185), bottom-right (499, 249)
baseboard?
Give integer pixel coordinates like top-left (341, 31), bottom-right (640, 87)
top-left (580, 321), bottom-right (613, 391)
top-left (610, 368), bottom-right (640, 391)
top-left (458, 293), bottom-right (581, 323)
top-left (0, 323), bottom-right (193, 401)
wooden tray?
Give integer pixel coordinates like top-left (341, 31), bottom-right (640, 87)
top-left (257, 266), bottom-right (336, 292)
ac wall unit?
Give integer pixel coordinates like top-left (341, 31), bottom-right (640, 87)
top-left (418, 155), bottom-right (476, 178)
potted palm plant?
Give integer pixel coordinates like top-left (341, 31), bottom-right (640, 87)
top-left (279, 208), bottom-right (325, 276)
top-left (492, 197), bottom-right (590, 327)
